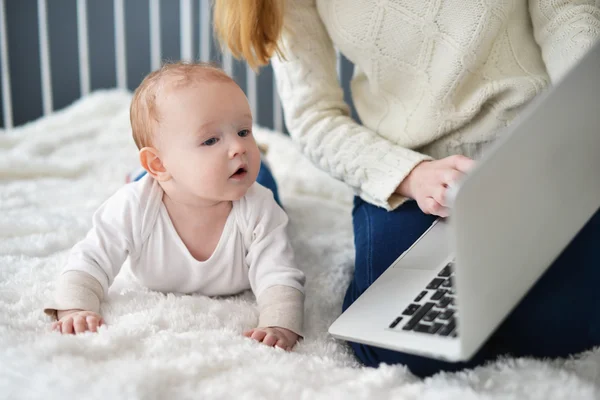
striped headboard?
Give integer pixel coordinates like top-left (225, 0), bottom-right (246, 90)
top-left (0, 0), bottom-right (357, 132)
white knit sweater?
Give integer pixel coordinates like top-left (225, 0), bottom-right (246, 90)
top-left (272, 0), bottom-right (600, 210)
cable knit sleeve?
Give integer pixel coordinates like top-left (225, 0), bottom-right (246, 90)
top-left (529, 0), bottom-right (600, 83)
top-left (271, 0), bottom-right (432, 210)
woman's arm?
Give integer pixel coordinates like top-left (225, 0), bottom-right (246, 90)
top-left (271, 0), bottom-right (431, 210)
top-left (529, 0), bottom-right (600, 83)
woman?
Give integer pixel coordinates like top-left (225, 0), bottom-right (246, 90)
top-left (214, 1), bottom-right (600, 377)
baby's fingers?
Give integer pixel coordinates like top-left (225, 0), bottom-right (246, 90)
top-left (263, 334), bottom-right (278, 347)
top-left (250, 330), bottom-right (267, 342)
top-left (52, 321), bottom-right (62, 332)
top-left (87, 316), bottom-right (100, 332)
top-left (243, 329), bottom-right (255, 338)
top-left (62, 318), bottom-right (74, 334)
top-left (275, 339), bottom-right (291, 351)
top-left (73, 316), bottom-right (89, 334)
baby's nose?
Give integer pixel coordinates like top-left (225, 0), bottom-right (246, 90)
top-left (229, 140), bottom-right (246, 158)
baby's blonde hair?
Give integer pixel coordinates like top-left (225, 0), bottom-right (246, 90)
top-left (213, 0), bottom-right (285, 70)
top-left (130, 61), bottom-right (234, 149)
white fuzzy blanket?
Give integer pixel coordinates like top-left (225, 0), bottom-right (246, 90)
top-left (1, 90), bottom-right (599, 400)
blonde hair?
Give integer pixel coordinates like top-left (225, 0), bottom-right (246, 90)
top-left (213, 0), bottom-right (285, 70)
top-left (130, 61), bottom-right (234, 149)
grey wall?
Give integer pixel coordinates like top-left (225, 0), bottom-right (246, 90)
top-left (0, 0), bottom-right (357, 131)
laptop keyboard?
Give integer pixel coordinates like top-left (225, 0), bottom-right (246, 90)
top-left (388, 260), bottom-right (458, 337)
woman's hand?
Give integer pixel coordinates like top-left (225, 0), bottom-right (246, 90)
top-left (396, 155), bottom-right (475, 217)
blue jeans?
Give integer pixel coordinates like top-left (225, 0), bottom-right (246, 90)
top-left (256, 161), bottom-right (281, 206)
top-left (133, 161), bottom-right (281, 206)
top-left (343, 197), bottom-right (600, 378)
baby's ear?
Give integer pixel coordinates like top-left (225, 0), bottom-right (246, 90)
top-left (139, 147), bottom-right (171, 182)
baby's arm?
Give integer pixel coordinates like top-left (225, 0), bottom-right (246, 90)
top-left (242, 185), bottom-right (306, 349)
top-left (48, 271), bottom-right (105, 334)
top-left (243, 285), bottom-right (304, 350)
top-left (45, 185), bottom-right (143, 334)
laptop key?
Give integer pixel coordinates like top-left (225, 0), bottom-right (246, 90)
top-left (415, 322), bottom-right (443, 334)
top-left (402, 303), bottom-right (420, 316)
top-left (426, 278), bottom-right (445, 290)
top-left (423, 310), bottom-right (439, 322)
top-left (388, 316), bottom-right (403, 329)
top-left (438, 265), bottom-right (452, 277)
top-left (438, 309), bottom-right (454, 320)
top-left (441, 277), bottom-right (453, 288)
top-left (438, 318), bottom-right (456, 336)
top-left (431, 322), bottom-right (444, 334)
top-left (414, 291), bottom-right (428, 302)
top-left (402, 302), bottom-right (435, 331)
top-left (438, 297), bottom-right (452, 308)
top-left (431, 290), bottom-right (445, 301)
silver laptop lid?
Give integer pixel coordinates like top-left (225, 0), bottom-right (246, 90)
top-left (450, 40), bottom-right (600, 359)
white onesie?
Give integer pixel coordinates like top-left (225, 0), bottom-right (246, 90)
top-left (46, 175), bottom-right (305, 335)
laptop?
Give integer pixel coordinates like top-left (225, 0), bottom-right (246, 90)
top-left (328, 40), bottom-right (600, 362)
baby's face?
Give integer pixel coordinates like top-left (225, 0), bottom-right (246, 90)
top-left (155, 79), bottom-right (261, 203)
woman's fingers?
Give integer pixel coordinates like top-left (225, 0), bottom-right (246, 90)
top-left (432, 184), bottom-right (448, 207)
top-left (445, 155), bottom-right (475, 173)
top-left (422, 197), bottom-right (450, 218)
top-left (441, 169), bottom-right (464, 188)
top-left (432, 157), bottom-right (474, 209)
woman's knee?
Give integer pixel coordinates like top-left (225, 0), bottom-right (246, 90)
top-left (489, 207), bottom-right (600, 357)
top-left (350, 199), bottom-right (437, 293)
top-left (348, 340), bottom-right (480, 378)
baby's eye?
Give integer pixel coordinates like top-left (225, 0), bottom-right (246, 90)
top-left (202, 138), bottom-right (219, 146)
top-left (238, 129), bottom-right (251, 138)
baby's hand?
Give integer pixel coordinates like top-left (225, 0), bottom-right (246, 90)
top-left (243, 327), bottom-right (299, 351)
top-left (52, 309), bottom-right (104, 334)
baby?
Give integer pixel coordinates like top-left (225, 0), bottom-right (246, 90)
top-left (44, 62), bottom-right (305, 350)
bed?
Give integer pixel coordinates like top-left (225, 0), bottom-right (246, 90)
top-left (1, 1), bottom-right (599, 399)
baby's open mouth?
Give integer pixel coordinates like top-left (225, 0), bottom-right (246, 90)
top-left (231, 167), bottom-right (247, 178)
